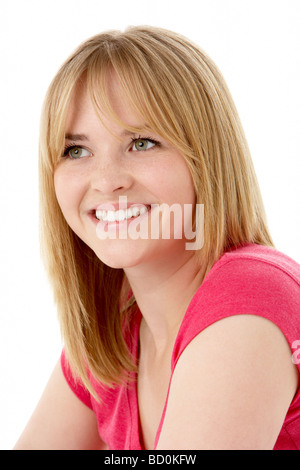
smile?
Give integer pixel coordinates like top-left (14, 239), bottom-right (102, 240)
top-left (95, 205), bottom-right (151, 222)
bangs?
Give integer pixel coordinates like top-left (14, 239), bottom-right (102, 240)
top-left (85, 41), bottom-right (194, 158)
top-left (54, 34), bottom-right (201, 155)
top-left (40, 28), bottom-right (210, 177)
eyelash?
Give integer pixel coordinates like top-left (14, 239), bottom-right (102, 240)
top-left (62, 136), bottom-right (160, 159)
top-left (130, 136), bottom-right (160, 151)
top-left (62, 144), bottom-right (89, 159)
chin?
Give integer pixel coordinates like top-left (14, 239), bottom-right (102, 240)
top-left (92, 243), bottom-right (149, 270)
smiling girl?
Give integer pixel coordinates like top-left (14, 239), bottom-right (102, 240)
top-left (15, 26), bottom-right (300, 450)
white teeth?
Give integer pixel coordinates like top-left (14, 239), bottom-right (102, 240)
top-left (126, 208), bottom-right (133, 219)
top-left (139, 206), bottom-right (147, 215)
top-left (132, 206), bottom-right (139, 217)
top-left (95, 206), bottom-right (149, 222)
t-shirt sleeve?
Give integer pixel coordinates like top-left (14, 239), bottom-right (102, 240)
top-left (60, 349), bottom-right (93, 410)
top-left (173, 255), bottom-right (300, 370)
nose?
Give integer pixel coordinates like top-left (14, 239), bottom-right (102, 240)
top-left (89, 151), bottom-right (134, 195)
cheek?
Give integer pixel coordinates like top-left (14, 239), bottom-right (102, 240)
top-left (53, 167), bottom-right (81, 218)
top-left (54, 169), bottom-right (68, 211)
top-left (176, 161), bottom-right (196, 204)
top-left (151, 160), bottom-right (195, 205)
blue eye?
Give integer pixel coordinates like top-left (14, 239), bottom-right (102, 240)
top-left (131, 138), bottom-right (159, 152)
top-left (63, 145), bottom-right (92, 159)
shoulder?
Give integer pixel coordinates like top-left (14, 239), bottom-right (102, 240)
top-left (212, 243), bottom-right (300, 295)
top-left (173, 244), bottom-right (300, 367)
top-left (203, 243), bottom-right (300, 303)
top-left (158, 313), bottom-right (299, 449)
top-left (204, 244), bottom-right (300, 323)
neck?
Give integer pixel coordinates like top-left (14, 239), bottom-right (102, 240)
top-left (124, 250), bottom-right (204, 354)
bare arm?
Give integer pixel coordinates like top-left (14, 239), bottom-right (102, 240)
top-left (14, 359), bottom-right (106, 450)
top-left (157, 315), bottom-right (299, 450)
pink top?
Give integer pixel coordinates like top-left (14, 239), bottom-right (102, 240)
top-left (61, 244), bottom-right (300, 450)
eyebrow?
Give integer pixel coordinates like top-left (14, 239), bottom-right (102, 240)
top-left (65, 126), bottom-right (151, 142)
top-left (121, 127), bottom-right (148, 136)
top-left (65, 133), bottom-right (89, 141)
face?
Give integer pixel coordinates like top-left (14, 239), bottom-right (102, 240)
top-left (54, 74), bottom-right (196, 269)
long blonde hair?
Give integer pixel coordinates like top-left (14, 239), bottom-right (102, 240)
top-left (39, 25), bottom-right (274, 396)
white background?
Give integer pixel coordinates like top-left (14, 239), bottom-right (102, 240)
top-left (0, 0), bottom-right (299, 449)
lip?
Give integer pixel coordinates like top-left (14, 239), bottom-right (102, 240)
top-left (94, 202), bottom-right (151, 212)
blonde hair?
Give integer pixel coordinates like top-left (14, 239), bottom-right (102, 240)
top-left (39, 25), bottom-right (274, 396)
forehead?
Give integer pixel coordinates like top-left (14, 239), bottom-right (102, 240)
top-left (65, 72), bottom-right (145, 135)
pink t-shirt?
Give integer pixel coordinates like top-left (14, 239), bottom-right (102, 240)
top-left (61, 244), bottom-right (300, 450)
